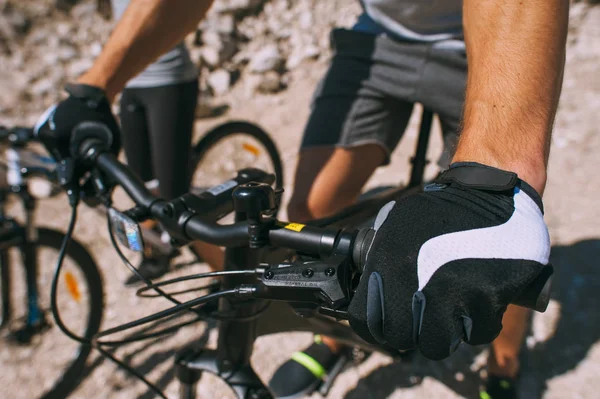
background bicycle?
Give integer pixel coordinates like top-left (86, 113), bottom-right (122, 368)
top-left (141, 120), bottom-right (283, 259)
top-left (0, 127), bottom-right (104, 399)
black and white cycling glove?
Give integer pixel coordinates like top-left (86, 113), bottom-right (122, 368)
top-left (34, 83), bottom-right (120, 161)
top-left (348, 162), bottom-right (553, 360)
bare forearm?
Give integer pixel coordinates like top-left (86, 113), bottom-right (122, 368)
top-left (79, 0), bottom-right (213, 100)
top-left (453, 0), bottom-right (569, 194)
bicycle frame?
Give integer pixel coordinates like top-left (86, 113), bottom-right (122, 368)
top-left (174, 109), bottom-right (438, 398)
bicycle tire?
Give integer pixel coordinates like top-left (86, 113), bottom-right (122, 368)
top-left (0, 249), bottom-right (9, 329)
top-left (190, 121), bottom-right (284, 190)
top-left (3, 228), bottom-right (104, 399)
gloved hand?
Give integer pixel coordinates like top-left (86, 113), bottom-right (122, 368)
top-left (34, 83), bottom-right (120, 161)
top-left (348, 162), bottom-right (553, 360)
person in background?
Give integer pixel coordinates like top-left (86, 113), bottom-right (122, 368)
top-left (268, 2), bottom-right (561, 399)
top-left (108, 0), bottom-right (223, 285)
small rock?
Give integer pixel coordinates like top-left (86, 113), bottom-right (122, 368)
top-left (298, 11), bottom-right (313, 30)
top-left (56, 22), bottom-right (71, 38)
top-left (28, 29), bottom-right (49, 45)
top-left (202, 30), bottom-right (223, 48)
top-left (29, 79), bottom-right (55, 96)
top-left (67, 58), bottom-right (94, 77)
top-left (232, 50), bottom-right (251, 65)
top-left (205, 13), bottom-right (236, 35)
top-left (274, 27), bottom-right (292, 39)
top-left (248, 44), bottom-right (282, 73)
top-left (89, 42), bottom-right (103, 57)
top-left (7, 9), bottom-right (31, 36)
top-left (201, 31), bottom-right (238, 67)
top-left (71, 2), bottom-right (97, 20)
top-left (286, 45), bottom-right (320, 70)
top-left (201, 47), bottom-right (220, 69)
top-left (257, 71), bottom-right (283, 93)
top-left (58, 45), bottom-right (77, 61)
top-left (303, 44), bottom-right (320, 60)
top-left (188, 46), bottom-right (203, 64)
top-left (285, 53), bottom-right (303, 70)
top-left (208, 69), bottom-right (231, 95)
top-left (42, 52), bottom-right (60, 66)
top-left (214, 0), bottom-right (265, 14)
top-left (266, 17), bottom-right (283, 34)
top-left (244, 74), bottom-right (262, 95)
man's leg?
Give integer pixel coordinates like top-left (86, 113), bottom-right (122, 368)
top-left (288, 145), bottom-right (387, 222)
top-left (144, 80), bottom-right (225, 272)
top-left (489, 306), bottom-right (530, 378)
top-left (270, 28), bottom-right (416, 399)
top-left (288, 144), bottom-right (387, 353)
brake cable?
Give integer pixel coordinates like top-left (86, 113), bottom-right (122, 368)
top-left (49, 201), bottom-right (169, 399)
top-left (108, 217), bottom-right (271, 322)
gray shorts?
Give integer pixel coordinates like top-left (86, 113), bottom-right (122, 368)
top-left (301, 28), bottom-right (467, 167)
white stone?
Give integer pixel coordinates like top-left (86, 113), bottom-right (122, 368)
top-left (67, 58), bottom-right (94, 77)
top-left (58, 46), bottom-right (77, 61)
top-left (248, 44), bottom-right (282, 73)
top-left (90, 42), bottom-right (103, 57)
top-left (257, 71), bottom-right (283, 93)
top-left (208, 69), bottom-right (231, 95)
top-left (298, 11), bottom-right (313, 30)
top-left (29, 79), bottom-right (54, 96)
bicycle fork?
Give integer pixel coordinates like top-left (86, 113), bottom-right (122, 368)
top-left (175, 211), bottom-right (273, 399)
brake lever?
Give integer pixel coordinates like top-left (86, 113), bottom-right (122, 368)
top-left (255, 256), bottom-right (355, 312)
top-left (318, 306), bottom-right (349, 321)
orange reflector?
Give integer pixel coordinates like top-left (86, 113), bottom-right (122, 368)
top-left (64, 272), bottom-right (81, 302)
top-left (242, 143), bottom-right (261, 156)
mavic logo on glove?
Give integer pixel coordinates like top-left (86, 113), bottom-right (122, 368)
top-left (416, 188), bottom-right (550, 290)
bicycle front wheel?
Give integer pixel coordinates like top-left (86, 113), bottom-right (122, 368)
top-left (0, 227), bottom-right (103, 399)
top-left (190, 121), bottom-right (284, 193)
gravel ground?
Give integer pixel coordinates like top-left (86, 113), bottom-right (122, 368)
top-left (1, 4), bottom-right (599, 399)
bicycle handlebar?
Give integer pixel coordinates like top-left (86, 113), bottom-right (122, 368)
top-left (30, 124), bottom-right (541, 314)
top-left (92, 147), bottom-right (551, 312)
top-left (0, 126), bottom-right (35, 146)
top-left (95, 151), bottom-right (347, 254)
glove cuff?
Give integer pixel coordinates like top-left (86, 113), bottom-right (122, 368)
top-left (436, 162), bottom-right (544, 213)
top-left (65, 83), bottom-right (108, 107)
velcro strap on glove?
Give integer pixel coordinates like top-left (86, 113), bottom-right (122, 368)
top-left (436, 162), bottom-right (544, 213)
top-left (436, 162), bottom-right (519, 192)
top-left (65, 83), bottom-right (108, 108)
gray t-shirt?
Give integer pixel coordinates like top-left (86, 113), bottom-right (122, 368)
top-left (112, 0), bottom-right (198, 88)
top-left (354, 0), bottom-right (464, 49)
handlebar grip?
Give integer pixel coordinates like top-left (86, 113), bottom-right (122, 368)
top-left (511, 265), bottom-right (553, 312)
top-left (352, 227), bottom-right (553, 312)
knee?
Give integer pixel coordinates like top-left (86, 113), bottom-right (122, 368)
top-left (287, 193), bottom-right (339, 222)
top-left (287, 196), bottom-right (312, 222)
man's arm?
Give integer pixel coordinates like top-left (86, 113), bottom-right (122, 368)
top-left (79, 0), bottom-right (214, 100)
top-left (453, 0), bottom-right (569, 194)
